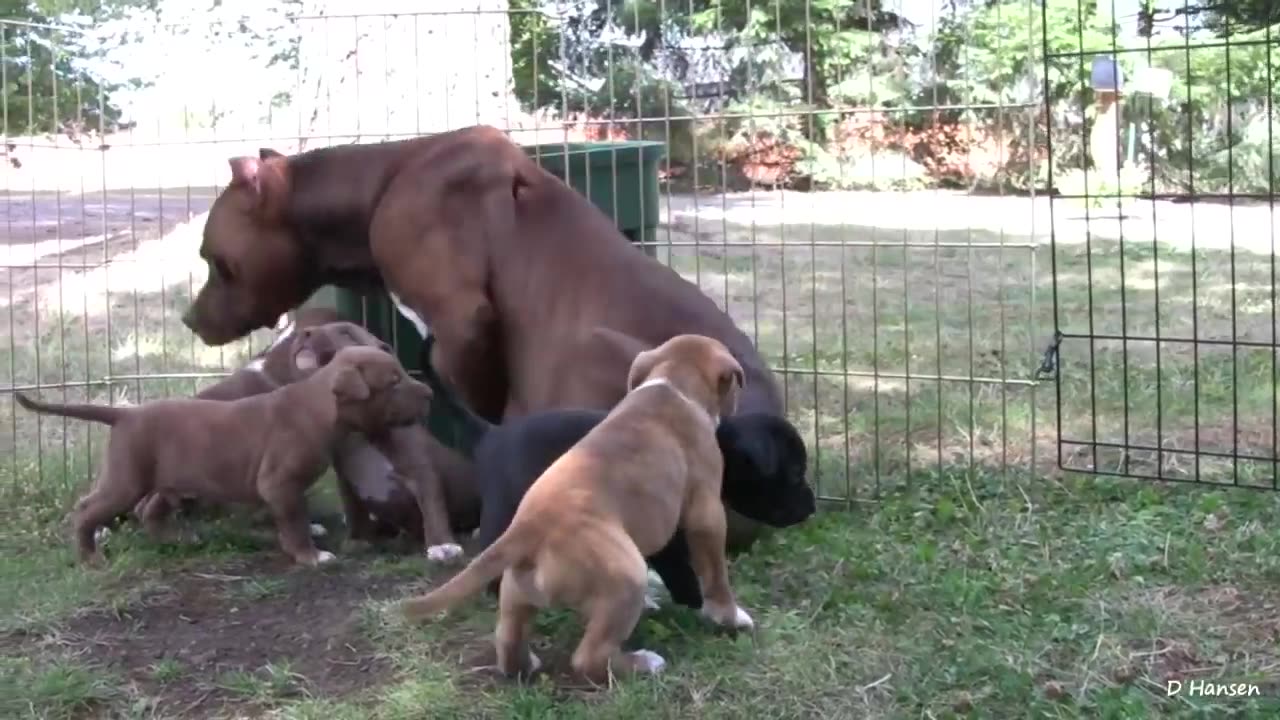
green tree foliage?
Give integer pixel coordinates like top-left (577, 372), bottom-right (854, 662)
top-left (512, 1), bottom-right (907, 142)
top-left (0, 0), bottom-right (156, 136)
top-left (1145, 22), bottom-right (1280, 193)
top-left (524, 0), bottom-right (1280, 192)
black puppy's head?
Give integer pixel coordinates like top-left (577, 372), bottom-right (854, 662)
top-left (717, 413), bottom-right (816, 527)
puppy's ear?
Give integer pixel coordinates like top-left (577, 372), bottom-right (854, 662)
top-left (294, 348), bottom-right (320, 372)
top-left (259, 148), bottom-right (285, 160)
top-left (626, 348), bottom-right (660, 392)
top-left (331, 365), bottom-right (370, 402)
top-left (292, 328), bottom-right (320, 372)
top-left (713, 352), bottom-right (745, 417)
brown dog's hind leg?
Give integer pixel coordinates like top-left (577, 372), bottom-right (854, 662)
top-left (494, 568), bottom-right (541, 679)
top-left (569, 546), bottom-right (664, 684)
top-left (260, 478), bottom-right (334, 566)
top-left (682, 495), bottom-right (755, 632)
top-left (71, 461), bottom-right (146, 565)
top-left (137, 492), bottom-right (181, 543)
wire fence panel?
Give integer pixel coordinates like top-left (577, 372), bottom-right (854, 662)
top-left (1042, 5), bottom-right (1280, 487)
top-left (9, 1), bottom-right (1266, 506)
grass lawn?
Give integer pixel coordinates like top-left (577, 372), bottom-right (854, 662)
top-left (2, 192), bottom-right (1279, 717)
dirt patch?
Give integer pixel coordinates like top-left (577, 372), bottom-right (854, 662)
top-left (1, 553), bottom-right (421, 717)
top-left (1110, 584), bottom-right (1280, 694)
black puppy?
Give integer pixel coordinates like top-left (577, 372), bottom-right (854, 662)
top-left (420, 335), bottom-right (815, 609)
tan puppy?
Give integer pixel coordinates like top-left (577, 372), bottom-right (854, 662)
top-left (400, 334), bottom-right (754, 683)
top-left (15, 346), bottom-right (432, 566)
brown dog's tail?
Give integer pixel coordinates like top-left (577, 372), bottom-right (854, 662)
top-left (13, 392), bottom-right (127, 426)
top-left (401, 521), bottom-right (539, 621)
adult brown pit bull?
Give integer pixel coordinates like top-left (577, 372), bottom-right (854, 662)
top-left (401, 335), bottom-right (755, 683)
top-left (180, 124), bottom-right (791, 549)
top-left (15, 346), bottom-right (432, 567)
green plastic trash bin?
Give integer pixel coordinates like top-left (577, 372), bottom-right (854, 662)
top-left (305, 140), bottom-right (667, 451)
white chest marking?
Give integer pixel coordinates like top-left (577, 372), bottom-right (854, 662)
top-left (353, 454), bottom-right (399, 503)
top-left (388, 291), bottom-right (429, 338)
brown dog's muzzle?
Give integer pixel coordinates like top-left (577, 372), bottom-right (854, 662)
top-left (181, 299), bottom-right (267, 347)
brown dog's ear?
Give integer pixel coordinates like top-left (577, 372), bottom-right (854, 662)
top-left (228, 156), bottom-right (262, 192)
top-left (228, 154), bottom-right (289, 219)
top-left (292, 328), bottom-right (320, 371)
top-left (713, 352), bottom-right (745, 417)
top-left (259, 148), bottom-right (285, 160)
top-left (294, 349), bottom-right (320, 372)
top-left (331, 365), bottom-right (370, 402)
top-left (626, 348), bottom-right (660, 392)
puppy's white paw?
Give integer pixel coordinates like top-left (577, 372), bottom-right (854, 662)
top-left (643, 591), bottom-right (662, 611)
top-left (702, 602), bottom-right (755, 630)
top-left (309, 523), bottom-right (328, 538)
top-left (94, 527), bottom-right (112, 545)
top-left (629, 649), bottom-right (666, 674)
top-left (425, 543), bottom-right (464, 562)
top-left (526, 651), bottom-right (543, 674)
top-left (315, 550), bottom-right (337, 564)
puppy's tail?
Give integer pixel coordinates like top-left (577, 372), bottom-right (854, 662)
top-left (420, 333), bottom-right (492, 452)
top-left (13, 392), bottom-right (126, 426)
top-left (401, 521), bottom-right (538, 621)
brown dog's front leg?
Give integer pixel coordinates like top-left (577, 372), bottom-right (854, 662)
top-left (377, 427), bottom-right (463, 563)
top-left (426, 296), bottom-right (508, 423)
top-left (683, 495), bottom-right (755, 632)
top-left (261, 479), bottom-right (334, 566)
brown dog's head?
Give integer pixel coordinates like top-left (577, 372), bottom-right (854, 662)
top-left (626, 334), bottom-right (744, 421)
top-left (325, 345), bottom-right (432, 432)
top-left (288, 321), bottom-right (394, 381)
top-left (182, 150), bottom-right (314, 345)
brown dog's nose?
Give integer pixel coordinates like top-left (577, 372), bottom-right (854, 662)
top-left (180, 308), bottom-right (197, 331)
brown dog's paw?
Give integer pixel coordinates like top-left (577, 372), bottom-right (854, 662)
top-left (627, 650), bottom-right (666, 674)
top-left (294, 549), bottom-right (338, 567)
top-left (425, 543), bottom-right (464, 563)
top-left (701, 602), bottom-right (755, 631)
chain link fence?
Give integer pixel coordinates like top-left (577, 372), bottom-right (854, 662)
top-left (1, 1), bottom-right (1275, 506)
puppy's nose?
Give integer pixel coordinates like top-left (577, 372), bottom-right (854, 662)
top-left (180, 308), bottom-right (196, 331)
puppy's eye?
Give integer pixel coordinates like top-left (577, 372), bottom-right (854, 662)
top-left (211, 258), bottom-right (234, 282)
